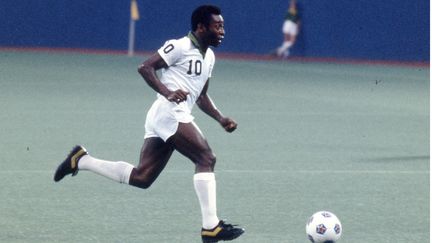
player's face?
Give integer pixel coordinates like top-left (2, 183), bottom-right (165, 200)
top-left (205, 14), bottom-right (225, 47)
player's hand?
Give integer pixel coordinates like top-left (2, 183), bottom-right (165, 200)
top-left (166, 89), bottom-right (190, 104)
top-left (220, 117), bottom-right (237, 133)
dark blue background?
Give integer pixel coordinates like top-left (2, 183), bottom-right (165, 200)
top-left (0, 0), bottom-right (429, 61)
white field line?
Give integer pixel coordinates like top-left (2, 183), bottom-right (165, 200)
top-left (1, 169), bottom-right (428, 175)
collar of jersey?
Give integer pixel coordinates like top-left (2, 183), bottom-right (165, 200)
top-left (188, 32), bottom-right (206, 57)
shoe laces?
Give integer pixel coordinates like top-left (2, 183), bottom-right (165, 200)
top-left (221, 221), bottom-right (239, 230)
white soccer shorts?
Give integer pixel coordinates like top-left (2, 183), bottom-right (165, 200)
top-left (282, 20), bottom-right (298, 36)
top-left (144, 97), bottom-right (195, 141)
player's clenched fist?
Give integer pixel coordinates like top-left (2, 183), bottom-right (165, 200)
top-left (220, 117), bottom-right (237, 132)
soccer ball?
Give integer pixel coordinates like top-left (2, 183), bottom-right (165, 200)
top-left (306, 211), bottom-right (342, 243)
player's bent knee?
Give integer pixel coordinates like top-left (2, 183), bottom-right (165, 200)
top-left (130, 179), bottom-right (153, 189)
top-left (196, 152), bottom-right (216, 168)
top-left (129, 174), bottom-right (155, 189)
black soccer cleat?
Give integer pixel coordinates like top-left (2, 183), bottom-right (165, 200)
top-left (201, 220), bottom-right (245, 243)
top-left (53, 145), bottom-right (88, 182)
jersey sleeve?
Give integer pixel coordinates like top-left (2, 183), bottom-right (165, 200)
top-left (157, 39), bottom-right (184, 66)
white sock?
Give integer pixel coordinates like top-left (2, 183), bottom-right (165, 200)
top-left (277, 41), bottom-right (293, 56)
top-left (193, 172), bottom-right (220, 229)
top-left (78, 155), bottom-right (134, 184)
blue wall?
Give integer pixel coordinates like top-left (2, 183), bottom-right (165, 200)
top-left (0, 0), bottom-right (429, 61)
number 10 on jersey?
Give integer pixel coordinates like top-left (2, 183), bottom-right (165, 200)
top-left (187, 60), bottom-right (202, 75)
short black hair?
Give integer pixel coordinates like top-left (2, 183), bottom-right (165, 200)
top-left (191, 5), bottom-right (221, 31)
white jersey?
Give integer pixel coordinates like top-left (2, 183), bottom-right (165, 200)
top-left (157, 32), bottom-right (215, 113)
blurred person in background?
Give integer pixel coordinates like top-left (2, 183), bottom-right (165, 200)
top-left (275, 0), bottom-right (301, 58)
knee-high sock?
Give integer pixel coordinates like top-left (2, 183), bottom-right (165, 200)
top-left (194, 172), bottom-right (219, 229)
top-left (78, 155), bottom-right (134, 184)
top-left (277, 41), bottom-right (293, 56)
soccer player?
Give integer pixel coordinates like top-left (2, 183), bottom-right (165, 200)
top-left (276, 0), bottom-right (301, 58)
top-left (53, 5), bottom-right (245, 243)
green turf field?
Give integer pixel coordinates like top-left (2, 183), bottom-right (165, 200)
top-left (0, 50), bottom-right (429, 242)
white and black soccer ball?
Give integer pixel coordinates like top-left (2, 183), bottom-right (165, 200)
top-left (306, 211), bottom-right (342, 243)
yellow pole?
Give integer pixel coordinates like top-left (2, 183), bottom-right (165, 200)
top-left (128, 0), bottom-right (140, 57)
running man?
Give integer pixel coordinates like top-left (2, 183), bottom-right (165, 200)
top-left (276, 0), bottom-right (301, 58)
top-left (54, 5), bottom-right (244, 243)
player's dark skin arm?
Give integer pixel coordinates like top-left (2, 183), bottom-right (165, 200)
top-left (138, 53), bottom-right (190, 103)
top-left (196, 81), bottom-right (237, 133)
